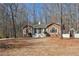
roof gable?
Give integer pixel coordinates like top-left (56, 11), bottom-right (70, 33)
top-left (47, 23), bottom-right (61, 28)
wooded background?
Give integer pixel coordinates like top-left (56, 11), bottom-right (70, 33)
top-left (0, 3), bottom-right (79, 38)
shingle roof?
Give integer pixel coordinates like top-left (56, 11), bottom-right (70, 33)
top-left (46, 22), bottom-right (61, 28)
top-left (23, 22), bottom-right (60, 29)
top-left (33, 24), bottom-right (47, 28)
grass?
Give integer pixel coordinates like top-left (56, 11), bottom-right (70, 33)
top-left (0, 37), bottom-right (79, 56)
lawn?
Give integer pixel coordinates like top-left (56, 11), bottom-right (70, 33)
top-left (0, 37), bottom-right (79, 56)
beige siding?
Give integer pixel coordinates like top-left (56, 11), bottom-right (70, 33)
top-left (46, 24), bottom-right (61, 37)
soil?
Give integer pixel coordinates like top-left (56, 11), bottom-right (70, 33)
top-left (0, 37), bottom-right (79, 56)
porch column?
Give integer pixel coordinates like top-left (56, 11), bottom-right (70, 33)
top-left (36, 28), bottom-right (39, 34)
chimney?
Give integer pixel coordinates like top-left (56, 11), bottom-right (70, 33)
top-left (38, 21), bottom-right (41, 25)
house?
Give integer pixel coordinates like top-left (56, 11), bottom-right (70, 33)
top-left (32, 22), bottom-right (47, 38)
top-left (22, 22), bottom-right (61, 38)
top-left (46, 23), bottom-right (61, 37)
top-left (22, 21), bottom-right (79, 38)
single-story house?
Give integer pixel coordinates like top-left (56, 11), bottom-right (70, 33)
top-left (22, 22), bottom-right (61, 38)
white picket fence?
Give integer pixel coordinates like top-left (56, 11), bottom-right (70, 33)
top-left (62, 33), bottom-right (79, 38)
top-left (74, 34), bottom-right (79, 38)
top-left (62, 34), bottom-right (70, 38)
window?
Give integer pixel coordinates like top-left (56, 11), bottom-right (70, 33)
top-left (50, 27), bottom-right (57, 33)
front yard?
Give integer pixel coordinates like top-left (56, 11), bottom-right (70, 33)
top-left (0, 37), bottom-right (79, 56)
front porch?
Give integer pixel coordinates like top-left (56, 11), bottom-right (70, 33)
top-left (32, 23), bottom-right (47, 38)
top-left (32, 28), bottom-right (46, 38)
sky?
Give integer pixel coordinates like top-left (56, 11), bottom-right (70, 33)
top-left (26, 3), bottom-right (42, 16)
top-left (25, 3), bottom-right (42, 22)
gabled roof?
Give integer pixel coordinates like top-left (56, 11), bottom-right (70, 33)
top-left (46, 22), bottom-right (61, 28)
top-left (22, 22), bottom-right (61, 29)
top-left (23, 24), bottom-right (32, 29)
top-left (22, 23), bottom-right (33, 29)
